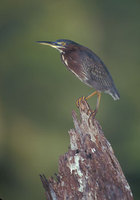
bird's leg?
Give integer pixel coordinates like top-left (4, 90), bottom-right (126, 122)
top-left (76, 91), bottom-right (98, 108)
top-left (86, 91), bottom-right (97, 100)
top-left (89, 91), bottom-right (101, 119)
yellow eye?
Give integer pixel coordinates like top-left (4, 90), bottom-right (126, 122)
top-left (57, 41), bottom-right (66, 46)
top-left (61, 42), bottom-right (66, 46)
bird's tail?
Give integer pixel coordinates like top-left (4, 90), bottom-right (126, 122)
top-left (109, 88), bottom-right (120, 100)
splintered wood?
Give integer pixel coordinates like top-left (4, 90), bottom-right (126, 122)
top-left (40, 99), bottom-right (133, 200)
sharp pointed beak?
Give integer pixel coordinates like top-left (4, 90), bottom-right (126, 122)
top-left (36, 41), bottom-right (61, 49)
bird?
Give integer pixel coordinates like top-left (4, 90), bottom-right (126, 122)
top-left (37, 39), bottom-right (120, 117)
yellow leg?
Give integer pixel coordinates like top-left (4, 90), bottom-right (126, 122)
top-left (76, 91), bottom-right (98, 107)
top-left (95, 91), bottom-right (101, 113)
top-left (89, 91), bottom-right (101, 119)
top-left (86, 91), bottom-right (97, 100)
top-left (76, 91), bottom-right (101, 118)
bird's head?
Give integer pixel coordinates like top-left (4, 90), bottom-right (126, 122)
top-left (36, 39), bottom-right (78, 53)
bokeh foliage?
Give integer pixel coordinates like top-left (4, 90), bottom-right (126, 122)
top-left (0, 0), bottom-right (140, 199)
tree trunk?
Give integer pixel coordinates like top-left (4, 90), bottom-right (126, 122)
top-left (40, 99), bottom-right (133, 200)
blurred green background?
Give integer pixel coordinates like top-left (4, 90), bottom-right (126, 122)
top-left (0, 0), bottom-right (140, 199)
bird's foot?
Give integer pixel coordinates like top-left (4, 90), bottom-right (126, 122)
top-left (76, 96), bottom-right (86, 108)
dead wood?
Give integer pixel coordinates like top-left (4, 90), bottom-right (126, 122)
top-left (40, 99), bottom-right (133, 200)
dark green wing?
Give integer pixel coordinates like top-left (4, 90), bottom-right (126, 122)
top-left (80, 50), bottom-right (120, 100)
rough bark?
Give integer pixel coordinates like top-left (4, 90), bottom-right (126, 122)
top-left (40, 99), bottom-right (133, 200)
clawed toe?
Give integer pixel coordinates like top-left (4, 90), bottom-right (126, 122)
top-left (76, 96), bottom-right (86, 108)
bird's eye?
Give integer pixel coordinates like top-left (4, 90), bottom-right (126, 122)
top-left (57, 42), bottom-right (66, 46)
top-left (61, 42), bottom-right (66, 46)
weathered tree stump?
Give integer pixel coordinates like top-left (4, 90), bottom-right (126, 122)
top-left (40, 99), bottom-right (133, 200)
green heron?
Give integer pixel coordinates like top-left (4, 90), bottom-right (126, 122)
top-left (37, 39), bottom-right (120, 117)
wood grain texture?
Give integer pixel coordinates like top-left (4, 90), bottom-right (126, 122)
top-left (40, 99), bottom-right (133, 200)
